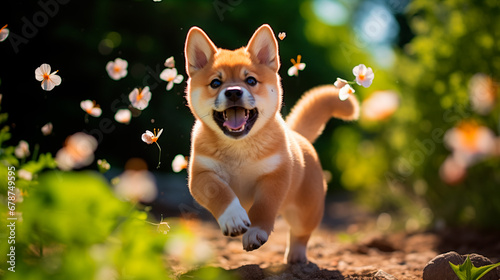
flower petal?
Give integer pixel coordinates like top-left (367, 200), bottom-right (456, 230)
top-left (339, 92), bottom-right (349, 101)
top-left (40, 64), bottom-right (51, 75)
top-left (129, 88), bottom-right (139, 103)
top-left (353, 64), bottom-right (366, 77)
top-left (42, 79), bottom-right (56, 91)
top-left (288, 66), bottom-right (298, 76)
top-left (90, 108), bottom-right (102, 117)
top-left (138, 100), bottom-right (150, 110)
top-left (166, 81), bottom-right (174, 91)
top-left (173, 74), bottom-right (184, 84)
top-left (164, 56), bottom-right (175, 68)
top-left (0, 28), bottom-right (9, 42)
top-left (50, 74), bottom-right (62, 86)
top-left (160, 68), bottom-right (174, 81)
top-left (334, 78), bottom-right (348, 88)
top-left (156, 128), bottom-right (163, 138)
top-left (35, 67), bottom-right (45, 81)
top-left (114, 109), bottom-right (132, 124)
top-left (339, 85), bottom-right (354, 101)
top-left (116, 58), bottom-right (128, 69)
top-left (141, 87), bottom-right (152, 101)
top-left (142, 133), bottom-right (153, 144)
top-left (80, 100), bottom-right (93, 111)
top-left (41, 122), bottom-right (53, 136)
top-left (172, 154), bottom-right (188, 173)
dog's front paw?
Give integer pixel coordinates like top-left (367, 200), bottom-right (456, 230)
top-left (242, 227), bottom-right (268, 251)
top-left (217, 198), bottom-right (251, 237)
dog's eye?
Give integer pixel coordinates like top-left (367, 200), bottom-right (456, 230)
top-left (210, 79), bottom-right (222, 89)
top-left (245, 76), bottom-right (257, 86)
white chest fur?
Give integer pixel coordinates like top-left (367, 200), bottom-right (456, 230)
top-left (194, 153), bottom-right (282, 209)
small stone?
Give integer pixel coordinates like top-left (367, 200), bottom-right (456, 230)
top-left (374, 270), bottom-right (397, 280)
top-left (423, 251), bottom-right (463, 280)
top-left (423, 251), bottom-right (500, 280)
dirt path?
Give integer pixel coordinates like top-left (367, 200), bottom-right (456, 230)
top-left (164, 199), bottom-right (500, 279)
top-left (167, 218), bottom-right (438, 279)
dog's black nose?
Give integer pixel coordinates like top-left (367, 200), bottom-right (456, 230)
top-left (225, 87), bottom-right (243, 102)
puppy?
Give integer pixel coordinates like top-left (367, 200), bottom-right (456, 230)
top-left (184, 24), bottom-right (359, 263)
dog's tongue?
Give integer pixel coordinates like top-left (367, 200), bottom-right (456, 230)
top-left (223, 107), bottom-right (247, 130)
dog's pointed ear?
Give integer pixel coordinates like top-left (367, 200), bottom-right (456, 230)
top-left (246, 24), bottom-right (280, 72)
top-left (185, 27), bottom-right (218, 77)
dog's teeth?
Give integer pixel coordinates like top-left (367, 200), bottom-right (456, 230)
top-left (228, 124), bottom-right (245, 132)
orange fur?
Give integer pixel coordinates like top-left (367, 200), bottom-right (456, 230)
top-left (184, 24), bottom-right (359, 263)
top-left (286, 85), bottom-right (359, 143)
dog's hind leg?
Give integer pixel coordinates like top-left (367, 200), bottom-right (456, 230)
top-left (282, 203), bottom-right (323, 264)
top-left (282, 160), bottom-right (326, 263)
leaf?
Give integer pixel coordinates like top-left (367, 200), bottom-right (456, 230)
top-left (450, 260), bottom-right (468, 280)
top-left (471, 262), bottom-right (500, 280)
top-left (450, 255), bottom-right (500, 280)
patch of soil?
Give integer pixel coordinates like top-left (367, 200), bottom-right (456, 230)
top-left (165, 198), bottom-right (500, 279)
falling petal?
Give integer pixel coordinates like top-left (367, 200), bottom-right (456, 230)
top-left (114, 109), bottom-right (132, 124)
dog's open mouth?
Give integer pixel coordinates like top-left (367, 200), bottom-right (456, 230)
top-left (213, 107), bottom-right (258, 138)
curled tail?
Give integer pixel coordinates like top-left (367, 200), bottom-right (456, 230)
top-left (285, 85), bottom-right (360, 143)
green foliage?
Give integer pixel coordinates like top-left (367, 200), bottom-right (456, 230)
top-left (320, 0), bottom-right (500, 229)
top-left (449, 255), bottom-right (500, 280)
top-left (3, 171), bottom-right (171, 280)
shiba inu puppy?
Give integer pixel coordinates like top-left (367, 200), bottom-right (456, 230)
top-left (184, 24), bottom-right (359, 263)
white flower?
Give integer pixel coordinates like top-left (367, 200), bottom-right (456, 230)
top-left (80, 100), bottom-right (102, 117)
top-left (160, 68), bottom-right (184, 91)
top-left (352, 64), bottom-right (374, 88)
top-left (468, 73), bottom-right (497, 115)
top-left (114, 109), bottom-right (132, 124)
top-left (129, 87), bottom-right (151, 110)
top-left (334, 78), bottom-right (348, 88)
top-left (278, 32), bottom-right (286, 40)
top-left (142, 128), bottom-right (163, 169)
top-left (114, 170), bottom-right (157, 203)
top-left (444, 121), bottom-right (496, 167)
top-left (18, 169), bottom-right (33, 181)
top-left (339, 84), bottom-right (355, 101)
top-left (35, 63), bottom-right (62, 91)
top-left (361, 91), bottom-right (399, 121)
top-left (0, 24), bottom-right (9, 42)
top-left (164, 56), bottom-right (175, 68)
top-left (171, 154), bottom-right (188, 173)
top-left (55, 133), bottom-right (98, 171)
top-left (15, 140), bottom-right (30, 159)
top-left (41, 122), bottom-right (53, 136)
top-left (106, 58), bottom-right (128, 80)
top-left (287, 55), bottom-right (306, 77)
top-left (141, 128), bottom-right (163, 144)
